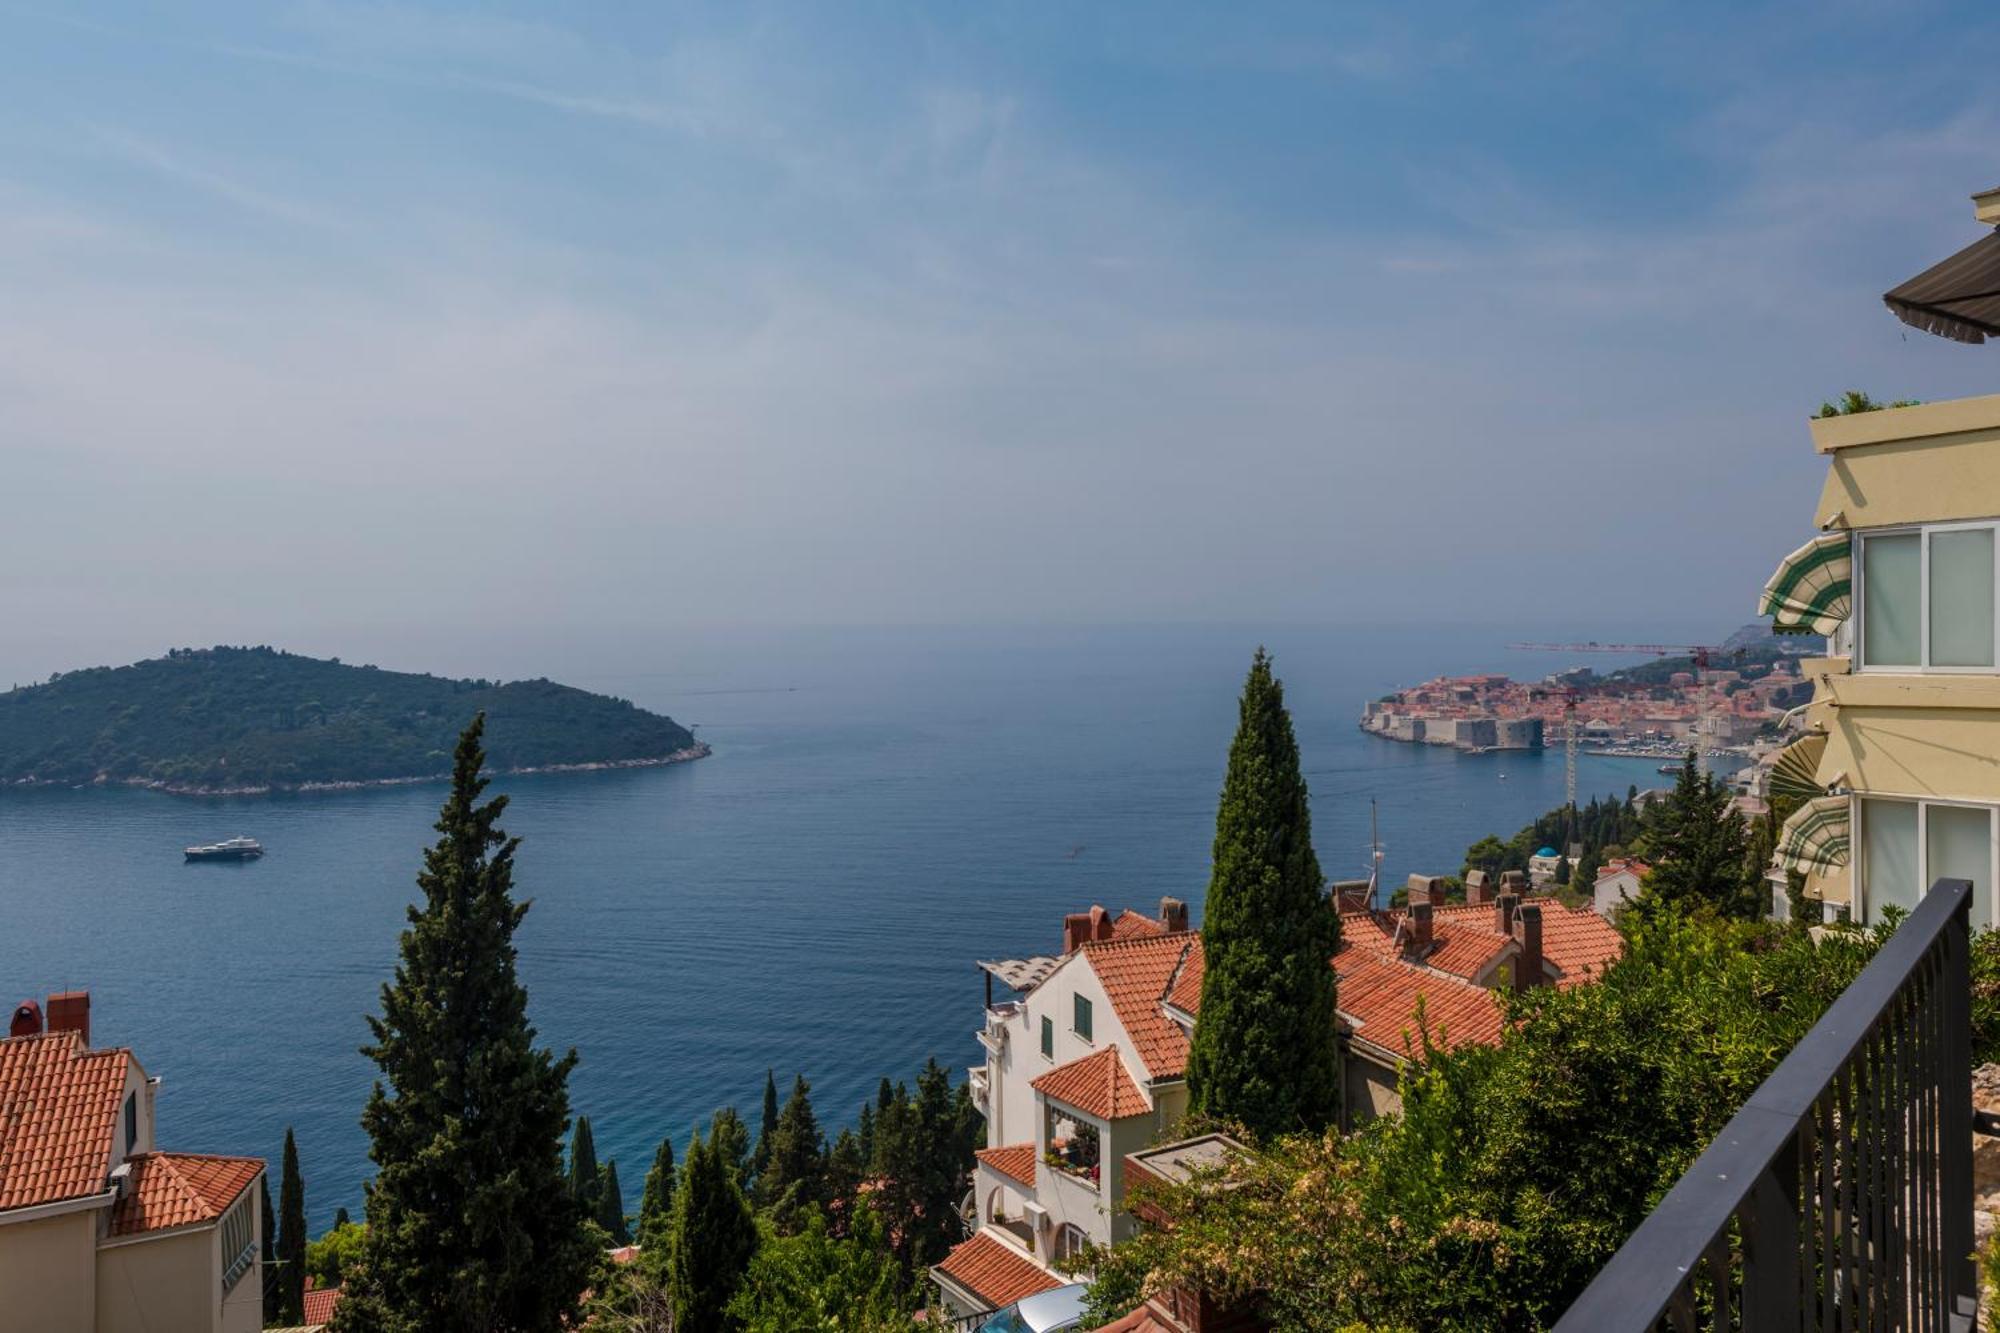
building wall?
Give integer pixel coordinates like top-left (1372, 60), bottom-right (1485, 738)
top-left (0, 1209), bottom-right (99, 1333)
top-left (1811, 395), bottom-right (2000, 530)
top-left (1594, 870), bottom-right (1642, 918)
top-left (985, 951), bottom-right (1142, 1156)
top-left (1343, 1049), bottom-right (1402, 1124)
top-left (98, 1228), bottom-right (217, 1333)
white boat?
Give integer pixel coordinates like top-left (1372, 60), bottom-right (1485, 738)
top-left (184, 836), bottom-right (263, 862)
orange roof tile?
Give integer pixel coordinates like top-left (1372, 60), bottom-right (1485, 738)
top-left (1031, 1045), bottom-right (1151, 1120)
top-left (1092, 1306), bottom-right (1177, 1333)
top-left (303, 1285), bottom-right (343, 1325)
top-left (975, 1142), bottom-right (1037, 1190)
top-left (0, 1030), bottom-right (130, 1212)
top-left (933, 1231), bottom-right (1062, 1310)
top-left (1333, 947), bottom-right (1504, 1055)
top-left (1339, 909), bottom-right (1514, 982)
top-left (1109, 910), bottom-right (1167, 940)
top-left (1164, 940), bottom-right (1202, 1015)
top-left (1536, 904), bottom-right (1624, 985)
top-left (1078, 933), bottom-right (1196, 1079)
top-left (109, 1152), bottom-right (263, 1236)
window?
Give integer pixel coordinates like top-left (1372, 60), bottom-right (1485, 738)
top-left (1861, 796), bottom-right (1996, 928)
top-left (1073, 994), bottom-right (1092, 1042)
top-left (1054, 1223), bottom-right (1090, 1262)
top-left (1040, 1015), bottom-right (1053, 1059)
top-left (123, 1093), bottom-right (136, 1155)
top-left (1859, 524), bottom-right (2000, 670)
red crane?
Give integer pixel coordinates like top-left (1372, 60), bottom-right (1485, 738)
top-left (1507, 642), bottom-right (1727, 671)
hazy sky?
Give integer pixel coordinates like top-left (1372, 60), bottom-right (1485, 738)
top-left (5, 1), bottom-right (1999, 680)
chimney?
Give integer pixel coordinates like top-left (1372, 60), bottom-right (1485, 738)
top-left (1409, 901), bottom-right (1435, 955)
top-left (1464, 870), bottom-right (1492, 906)
top-left (1158, 897), bottom-right (1190, 933)
top-left (47, 990), bottom-right (90, 1046)
top-left (1091, 905), bottom-right (1114, 942)
top-left (9, 999), bottom-right (43, 1039)
top-left (1499, 869), bottom-right (1528, 895)
top-left (1513, 905), bottom-right (1544, 994)
top-left (1332, 880), bottom-right (1373, 913)
top-left (1405, 874), bottom-right (1432, 909)
top-left (1496, 892), bottom-right (1520, 937)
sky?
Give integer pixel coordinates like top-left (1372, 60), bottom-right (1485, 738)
top-left (3, 1), bottom-right (2000, 682)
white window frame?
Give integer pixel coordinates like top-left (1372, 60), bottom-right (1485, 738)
top-left (1854, 520), bottom-right (2000, 674)
top-left (1856, 793), bottom-right (1999, 929)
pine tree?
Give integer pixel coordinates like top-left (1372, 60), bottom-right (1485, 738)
top-left (597, 1160), bottom-right (630, 1245)
top-left (1638, 752), bottom-right (1757, 919)
top-left (261, 1176), bottom-right (280, 1324)
top-left (710, 1106), bottom-right (753, 1192)
top-left (855, 1102), bottom-right (876, 1167)
top-left (336, 715), bottom-right (595, 1333)
top-left (753, 1069), bottom-right (779, 1192)
top-left (668, 1128), bottom-right (759, 1331)
top-left (825, 1129), bottom-right (866, 1234)
top-left (636, 1136), bottom-right (676, 1263)
top-left (1186, 649), bottom-right (1342, 1139)
top-left (277, 1127), bottom-right (307, 1324)
top-left (907, 1058), bottom-right (969, 1268)
top-left (762, 1075), bottom-right (829, 1235)
top-left (569, 1116), bottom-right (602, 1219)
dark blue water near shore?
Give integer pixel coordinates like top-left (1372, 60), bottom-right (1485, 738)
top-left (0, 625), bottom-right (1674, 1228)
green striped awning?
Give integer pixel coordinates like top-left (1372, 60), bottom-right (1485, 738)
top-left (1776, 795), bottom-right (1850, 875)
top-left (1759, 534), bottom-right (1852, 637)
top-left (1768, 731), bottom-right (1828, 806)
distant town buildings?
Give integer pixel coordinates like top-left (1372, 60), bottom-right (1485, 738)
top-left (0, 991), bottom-right (265, 1333)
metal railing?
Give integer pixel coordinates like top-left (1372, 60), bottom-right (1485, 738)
top-left (1555, 878), bottom-right (1976, 1332)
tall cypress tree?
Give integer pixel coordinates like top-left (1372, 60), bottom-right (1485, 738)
top-left (753, 1069), bottom-right (779, 1190)
top-left (668, 1128), bottom-right (759, 1331)
top-left (597, 1160), bottom-right (629, 1244)
top-left (336, 715), bottom-right (595, 1332)
top-left (710, 1106), bottom-right (753, 1192)
top-left (1186, 648), bottom-right (1341, 1139)
top-left (636, 1135), bottom-right (676, 1263)
top-left (761, 1075), bottom-right (828, 1235)
top-left (277, 1127), bottom-right (307, 1324)
top-left (568, 1117), bottom-right (602, 1219)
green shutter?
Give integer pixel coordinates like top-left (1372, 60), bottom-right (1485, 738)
top-left (1040, 1015), bottom-right (1053, 1057)
top-left (1074, 994), bottom-right (1092, 1041)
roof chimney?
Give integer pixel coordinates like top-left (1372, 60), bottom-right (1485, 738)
top-left (1404, 874), bottom-right (1433, 908)
top-left (10, 999), bottom-right (43, 1039)
top-left (1409, 901), bottom-right (1435, 955)
top-left (1332, 880), bottom-right (1372, 913)
top-left (47, 990), bottom-right (90, 1046)
top-left (1499, 869), bottom-right (1528, 895)
top-left (1513, 905), bottom-right (1544, 994)
top-left (1464, 870), bottom-right (1492, 906)
top-left (1158, 897), bottom-right (1189, 933)
top-left (1497, 893), bottom-right (1520, 937)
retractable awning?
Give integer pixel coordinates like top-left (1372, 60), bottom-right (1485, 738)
top-left (1760, 534), bottom-right (1851, 636)
top-left (1884, 227), bottom-right (2000, 344)
top-left (1768, 732), bottom-right (1828, 807)
top-left (1776, 795), bottom-right (1850, 875)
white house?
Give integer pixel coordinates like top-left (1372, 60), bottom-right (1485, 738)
top-left (1592, 857), bottom-right (1651, 918)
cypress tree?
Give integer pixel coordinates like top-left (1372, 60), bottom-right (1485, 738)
top-left (277, 1127), bottom-right (307, 1324)
top-left (855, 1101), bottom-right (876, 1167)
top-left (1186, 648), bottom-right (1342, 1139)
top-left (761, 1075), bottom-right (828, 1235)
top-left (636, 1135), bottom-right (676, 1262)
top-left (710, 1106), bottom-right (753, 1192)
top-left (569, 1116), bottom-right (602, 1218)
top-left (753, 1069), bottom-right (779, 1190)
top-left (908, 1058), bottom-right (968, 1268)
top-left (597, 1160), bottom-right (629, 1244)
top-left (336, 715), bottom-right (595, 1332)
top-left (668, 1128), bottom-right (759, 1331)
top-left (333, 1206), bottom-right (351, 1230)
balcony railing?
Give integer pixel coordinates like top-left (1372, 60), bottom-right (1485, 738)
top-left (1555, 878), bottom-right (1975, 1332)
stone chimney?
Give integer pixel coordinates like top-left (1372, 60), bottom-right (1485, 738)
top-left (1496, 892), bottom-right (1520, 937)
top-left (1513, 905), bottom-right (1544, 994)
top-left (1332, 880), bottom-right (1373, 913)
top-left (1405, 874), bottom-right (1433, 908)
top-left (1499, 869), bottom-right (1528, 895)
top-left (9, 999), bottom-right (43, 1039)
top-left (1409, 901), bottom-right (1435, 955)
top-left (1159, 897), bottom-right (1190, 933)
top-left (1464, 869), bottom-right (1492, 906)
top-left (47, 990), bottom-right (90, 1046)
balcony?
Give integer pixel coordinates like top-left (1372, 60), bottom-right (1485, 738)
top-left (976, 1001), bottom-right (1022, 1057)
top-left (1554, 878), bottom-right (1976, 1330)
top-left (967, 1066), bottom-right (989, 1112)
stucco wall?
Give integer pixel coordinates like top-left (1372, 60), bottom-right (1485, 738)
top-left (1812, 395), bottom-right (2000, 530)
top-left (0, 1209), bottom-right (99, 1333)
top-left (98, 1228), bottom-right (215, 1333)
top-left (1344, 1050), bottom-right (1402, 1125)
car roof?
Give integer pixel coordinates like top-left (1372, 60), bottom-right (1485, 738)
top-left (1013, 1284), bottom-right (1089, 1330)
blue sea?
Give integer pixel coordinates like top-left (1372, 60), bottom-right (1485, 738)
top-left (0, 624), bottom-right (1681, 1229)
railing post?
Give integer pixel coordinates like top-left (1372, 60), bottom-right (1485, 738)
top-left (1939, 882), bottom-right (1976, 1326)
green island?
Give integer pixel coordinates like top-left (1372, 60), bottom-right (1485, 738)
top-left (0, 646), bottom-right (707, 794)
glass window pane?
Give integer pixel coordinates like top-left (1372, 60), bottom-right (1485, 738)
top-left (1863, 798), bottom-right (1920, 920)
top-left (1927, 804), bottom-right (1994, 929)
top-left (1930, 529), bottom-right (1996, 667)
top-left (1863, 533), bottom-right (1921, 667)
top-left (1074, 994), bottom-right (1092, 1040)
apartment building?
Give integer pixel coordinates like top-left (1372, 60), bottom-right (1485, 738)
top-left (0, 991), bottom-right (264, 1333)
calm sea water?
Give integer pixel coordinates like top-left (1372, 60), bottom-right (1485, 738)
top-left (0, 624), bottom-right (1673, 1228)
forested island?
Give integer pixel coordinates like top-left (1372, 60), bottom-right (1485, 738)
top-left (0, 646), bottom-right (707, 794)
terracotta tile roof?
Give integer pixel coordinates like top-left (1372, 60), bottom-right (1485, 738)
top-left (1339, 909), bottom-right (1513, 982)
top-left (975, 1142), bottom-right (1037, 1190)
top-left (1333, 947), bottom-right (1504, 1055)
top-left (0, 1030), bottom-right (130, 1212)
top-left (1077, 932), bottom-right (1196, 1079)
top-left (1109, 910), bottom-right (1167, 940)
top-left (108, 1152), bottom-right (263, 1236)
top-left (1595, 857), bottom-right (1651, 881)
top-left (1164, 939), bottom-right (1203, 1015)
top-left (933, 1231), bottom-right (1062, 1310)
top-left (1536, 903), bottom-right (1624, 985)
top-left (1032, 1045), bottom-right (1151, 1120)
top-left (303, 1284), bottom-right (343, 1325)
top-left (1092, 1306), bottom-right (1176, 1333)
